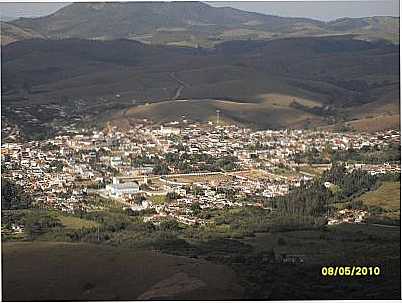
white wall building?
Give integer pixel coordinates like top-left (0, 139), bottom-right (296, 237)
top-left (106, 177), bottom-right (139, 197)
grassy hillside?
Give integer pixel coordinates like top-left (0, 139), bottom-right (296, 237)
top-left (346, 115), bottom-right (400, 132)
top-left (2, 241), bottom-right (242, 301)
top-left (9, 2), bottom-right (399, 46)
top-left (0, 21), bottom-right (44, 45)
top-left (1, 36), bottom-right (399, 139)
top-left (115, 98), bottom-right (325, 130)
top-left (358, 181), bottom-right (400, 214)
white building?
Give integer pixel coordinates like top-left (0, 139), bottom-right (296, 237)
top-left (110, 156), bottom-right (123, 167)
top-left (106, 177), bottom-right (139, 197)
top-left (159, 125), bottom-right (180, 136)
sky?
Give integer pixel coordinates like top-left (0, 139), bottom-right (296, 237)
top-left (0, 1), bottom-right (399, 21)
top-left (209, 1), bottom-right (399, 21)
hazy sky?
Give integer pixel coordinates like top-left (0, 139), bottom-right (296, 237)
top-left (0, 1), bottom-right (399, 21)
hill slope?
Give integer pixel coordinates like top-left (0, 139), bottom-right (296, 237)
top-left (0, 21), bottom-right (44, 45)
top-left (2, 242), bottom-right (242, 300)
top-left (1, 36), bottom-right (399, 138)
top-left (8, 2), bottom-right (399, 46)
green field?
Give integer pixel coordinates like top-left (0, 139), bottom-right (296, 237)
top-left (2, 242), bottom-right (242, 301)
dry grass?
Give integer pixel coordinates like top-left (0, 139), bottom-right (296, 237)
top-left (347, 115), bottom-right (400, 132)
top-left (2, 242), bottom-right (243, 301)
top-left (358, 181), bottom-right (400, 211)
top-left (119, 98), bottom-right (325, 129)
top-left (258, 93), bottom-right (322, 108)
top-left (57, 215), bottom-right (100, 229)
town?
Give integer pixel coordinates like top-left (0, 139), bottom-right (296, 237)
top-left (1, 118), bottom-right (400, 226)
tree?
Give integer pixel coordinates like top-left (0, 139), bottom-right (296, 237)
top-left (153, 163), bottom-right (170, 175)
top-left (1, 179), bottom-right (31, 210)
top-left (190, 202), bottom-right (202, 215)
top-left (24, 212), bottom-right (62, 238)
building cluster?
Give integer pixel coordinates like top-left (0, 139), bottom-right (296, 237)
top-left (1, 119), bottom-right (400, 225)
top-left (328, 208), bottom-right (369, 225)
top-left (346, 163), bottom-right (400, 175)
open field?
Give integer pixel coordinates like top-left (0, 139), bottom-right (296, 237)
top-left (298, 165), bottom-right (326, 177)
top-left (56, 215), bottom-right (100, 229)
top-left (346, 115), bottom-right (400, 132)
top-left (358, 181), bottom-right (400, 210)
top-left (119, 98), bottom-right (325, 130)
top-left (2, 241), bottom-right (243, 301)
top-left (257, 93), bottom-right (322, 108)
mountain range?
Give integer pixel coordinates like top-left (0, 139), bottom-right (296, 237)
top-left (1, 2), bottom-right (399, 46)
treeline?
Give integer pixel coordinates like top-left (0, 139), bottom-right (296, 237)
top-left (292, 146), bottom-right (331, 164)
top-left (269, 180), bottom-right (333, 217)
top-left (2, 210), bottom-right (62, 240)
top-left (164, 152), bottom-right (238, 173)
top-left (322, 165), bottom-right (378, 199)
top-left (1, 178), bottom-right (32, 210)
top-left (268, 164), bottom-right (379, 218)
top-left (292, 143), bottom-right (400, 165)
top-left (331, 144), bottom-right (400, 164)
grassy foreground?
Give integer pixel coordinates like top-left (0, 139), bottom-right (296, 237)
top-left (1, 241), bottom-right (243, 301)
